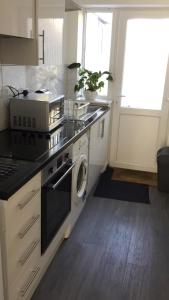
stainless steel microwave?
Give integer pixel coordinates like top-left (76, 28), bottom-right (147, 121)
top-left (10, 92), bottom-right (64, 132)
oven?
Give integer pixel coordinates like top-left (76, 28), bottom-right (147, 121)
top-left (41, 146), bottom-right (75, 254)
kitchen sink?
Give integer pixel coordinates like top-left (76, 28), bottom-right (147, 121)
top-left (79, 105), bottom-right (103, 125)
top-left (87, 105), bottom-right (102, 113)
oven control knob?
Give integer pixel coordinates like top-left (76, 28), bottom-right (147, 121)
top-left (48, 167), bottom-right (54, 175)
top-left (46, 134), bottom-right (51, 140)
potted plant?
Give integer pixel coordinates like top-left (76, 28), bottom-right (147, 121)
top-left (67, 63), bottom-right (113, 100)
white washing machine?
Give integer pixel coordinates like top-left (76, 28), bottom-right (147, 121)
top-left (70, 132), bottom-right (89, 231)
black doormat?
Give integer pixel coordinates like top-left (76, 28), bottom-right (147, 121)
top-left (94, 167), bottom-right (150, 204)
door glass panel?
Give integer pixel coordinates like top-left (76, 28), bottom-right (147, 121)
top-left (121, 19), bottom-right (169, 110)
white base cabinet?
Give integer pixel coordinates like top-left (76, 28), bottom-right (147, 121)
top-left (0, 173), bottom-right (41, 300)
top-left (0, 169), bottom-right (72, 300)
top-left (87, 110), bottom-right (111, 196)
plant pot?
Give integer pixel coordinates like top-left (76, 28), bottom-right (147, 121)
top-left (83, 90), bottom-right (98, 101)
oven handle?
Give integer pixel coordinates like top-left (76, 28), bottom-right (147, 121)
top-left (48, 162), bottom-right (76, 191)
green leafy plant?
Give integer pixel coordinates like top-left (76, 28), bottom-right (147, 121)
top-left (67, 63), bottom-right (113, 93)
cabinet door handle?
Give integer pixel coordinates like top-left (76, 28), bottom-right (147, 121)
top-left (38, 30), bottom-right (45, 64)
top-left (20, 266), bottom-right (40, 297)
top-left (18, 215), bottom-right (40, 239)
top-left (18, 239), bottom-right (40, 266)
top-left (17, 189), bottom-right (40, 210)
top-left (100, 119), bottom-right (105, 138)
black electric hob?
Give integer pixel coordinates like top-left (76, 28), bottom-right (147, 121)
top-left (0, 120), bottom-right (86, 199)
top-left (0, 120), bottom-right (85, 162)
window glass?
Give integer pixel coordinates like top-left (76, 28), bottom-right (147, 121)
top-left (85, 12), bottom-right (113, 96)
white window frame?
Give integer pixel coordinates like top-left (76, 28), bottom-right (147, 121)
top-left (82, 8), bottom-right (117, 100)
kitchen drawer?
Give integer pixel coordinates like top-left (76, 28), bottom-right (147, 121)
top-left (6, 219), bottom-right (41, 285)
top-left (9, 253), bottom-right (41, 300)
top-left (4, 191), bottom-right (41, 248)
top-left (4, 172), bottom-right (41, 214)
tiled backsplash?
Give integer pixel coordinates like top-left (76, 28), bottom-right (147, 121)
top-left (0, 63), bottom-right (78, 99)
top-left (1, 66), bottom-right (27, 93)
top-left (0, 64), bottom-right (81, 130)
top-left (0, 64), bottom-right (65, 130)
top-left (0, 65), bottom-right (64, 96)
top-left (26, 66), bottom-right (64, 96)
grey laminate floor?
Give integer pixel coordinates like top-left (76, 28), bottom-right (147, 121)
top-left (32, 188), bottom-right (169, 300)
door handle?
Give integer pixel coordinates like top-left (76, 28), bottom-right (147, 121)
top-left (114, 95), bottom-right (126, 104)
top-left (48, 162), bottom-right (76, 191)
top-left (113, 99), bottom-right (120, 105)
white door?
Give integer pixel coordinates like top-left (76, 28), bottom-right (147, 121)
top-left (110, 9), bottom-right (169, 172)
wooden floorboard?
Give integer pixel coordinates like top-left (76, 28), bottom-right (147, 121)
top-left (32, 187), bottom-right (169, 300)
top-left (112, 168), bottom-right (157, 186)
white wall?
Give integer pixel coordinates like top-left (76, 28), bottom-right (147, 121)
top-left (64, 11), bottom-right (84, 99)
top-left (64, 11), bottom-right (83, 65)
top-left (74, 0), bottom-right (169, 7)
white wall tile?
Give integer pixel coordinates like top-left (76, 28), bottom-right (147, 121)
top-left (0, 65), bottom-right (65, 97)
top-left (0, 65), bottom-right (27, 130)
top-left (26, 65), bottom-right (65, 97)
top-left (2, 66), bottom-right (26, 91)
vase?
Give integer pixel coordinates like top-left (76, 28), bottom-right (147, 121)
top-left (83, 90), bottom-right (98, 101)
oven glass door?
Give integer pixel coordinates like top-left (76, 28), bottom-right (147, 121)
top-left (41, 162), bottom-right (74, 254)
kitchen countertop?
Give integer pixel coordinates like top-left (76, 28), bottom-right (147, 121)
top-left (0, 106), bottom-right (109, 200)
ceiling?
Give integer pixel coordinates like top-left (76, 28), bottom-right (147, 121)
top-left (73, 0), bottom-right (169, 7)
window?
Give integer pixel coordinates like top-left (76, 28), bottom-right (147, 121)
top-left (84, 12), bottom-right (113, 96)
top-left (121, 19), bottom-right (169, 110)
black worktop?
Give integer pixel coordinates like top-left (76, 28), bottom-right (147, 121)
top-left (0, 107), bottom-right (109, 200)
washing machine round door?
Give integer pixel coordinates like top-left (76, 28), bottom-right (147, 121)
top-left (76, 155), bottom-right (88, 201)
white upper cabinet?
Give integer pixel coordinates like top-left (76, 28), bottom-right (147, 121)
top-left (37, 0), bottom-right (65, 65)
top-left (0, 0), bottom-right (35, 38)
top-left (0, 0), bottom-right (65, 65)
